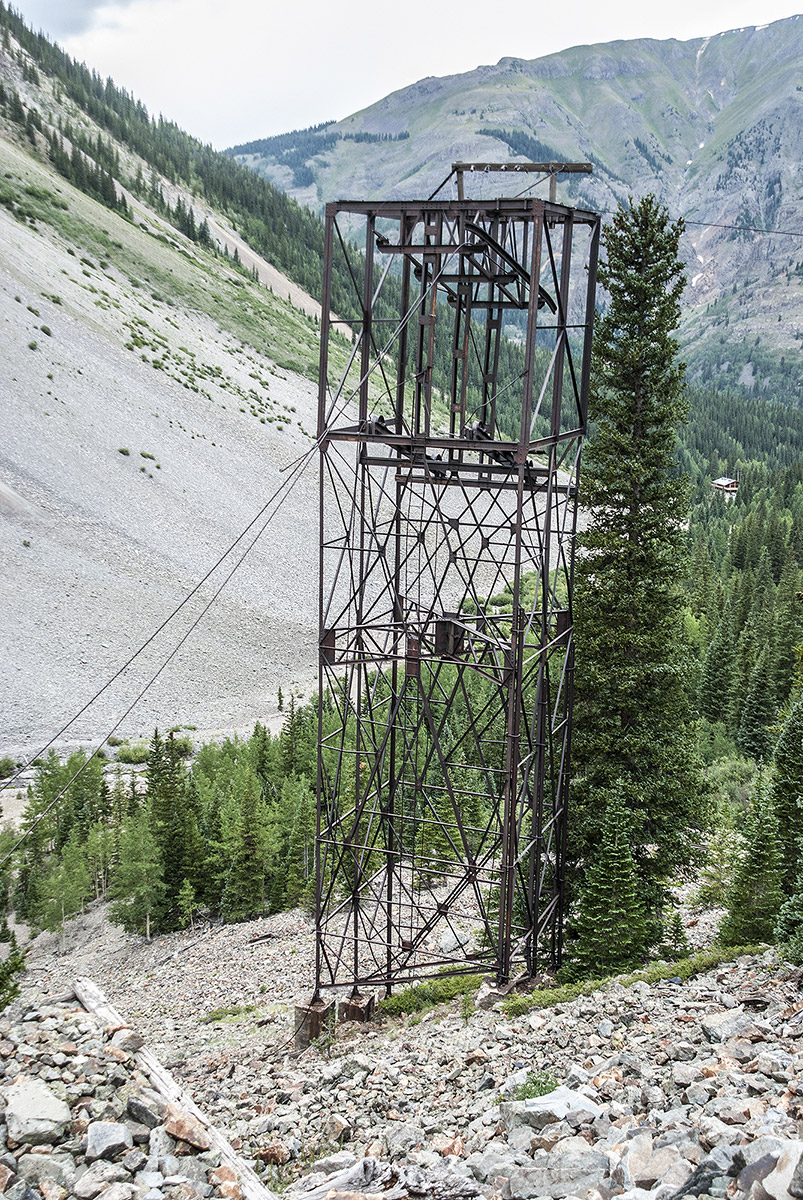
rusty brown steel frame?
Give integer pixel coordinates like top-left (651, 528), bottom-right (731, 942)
top-left (315, 197), bottom-right (599, 996)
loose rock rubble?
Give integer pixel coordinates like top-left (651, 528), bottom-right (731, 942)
top-left (178, 951), bottom-right (803, 1200)
top-left (15, 932), bottom-right (803, 1200)
top-left (0, 999), bottom-right (250, 1200)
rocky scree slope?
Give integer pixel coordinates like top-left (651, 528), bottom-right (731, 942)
top-left (234, 16), bottom-right (803, 398)
top-left (0, 109), bottom-right (329, 765)
top-left (0, 995), bottom-right (270, 1200)
top-left (16, 906), bottom-right (803, 1200)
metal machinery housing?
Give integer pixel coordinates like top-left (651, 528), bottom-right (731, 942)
top-left (315, 193), bottom-right (599, 997)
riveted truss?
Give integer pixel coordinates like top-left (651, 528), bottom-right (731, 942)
top-left (315, 196), bottom-right (599, 995)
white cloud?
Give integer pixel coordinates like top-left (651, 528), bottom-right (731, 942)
top-left (13, 0), bottom-right (139, 36)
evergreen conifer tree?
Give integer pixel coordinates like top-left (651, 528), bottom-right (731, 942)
top-left (570, 195), bottom-right (704, 930)
top-left (719, 771), bottom-right (784, 945)
top-left (109, 809), bottom-right (164, 940)
top-left (660, 910), bottom-right (692, 961)
top-left (775, 858), bottom-right (803, 963)
top-left (147, 730), bottom-right (187, 928)
top-left (736, 651), bottom-right (776, 761)
top-left (0, 933), bottom-right (26, 1010)
top-left (699, 603), bottom-right (736, 728)
top-left (281, 775), bottom-right (315, 908)
top-left (177, 878), bottom-right (198, 930)
top-left (772, 693), bottom-right (803, 890)
top-left (221, 767), bottom-right (266, 922)
top-left (568, 790), bottom-right (647, 978)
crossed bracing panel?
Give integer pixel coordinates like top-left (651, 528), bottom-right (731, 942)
top-left (314, 197), bottom-right (599, 995)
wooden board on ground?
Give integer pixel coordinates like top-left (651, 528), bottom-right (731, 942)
top-left (72, 976), bottom-right (279, 1200)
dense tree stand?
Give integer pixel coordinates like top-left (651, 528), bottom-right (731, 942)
top-left (569, 196), bottom-right (705, 942)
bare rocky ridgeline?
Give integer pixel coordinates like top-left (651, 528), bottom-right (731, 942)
top-left (9, 905), bottom-right (803, 1200)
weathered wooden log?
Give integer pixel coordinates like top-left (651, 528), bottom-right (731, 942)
top-left (72, 976), bottom-right (279, 1200)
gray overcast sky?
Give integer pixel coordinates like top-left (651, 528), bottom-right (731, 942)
top-left (11, 0), bottom-right (803, 150)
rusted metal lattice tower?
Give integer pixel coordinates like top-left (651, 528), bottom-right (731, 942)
top-left (315, 192), bottom-right (599, 998)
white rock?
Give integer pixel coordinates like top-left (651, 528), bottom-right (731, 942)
top-left (3, 1078), bottom-right (71, 1146)
top-left (763, 1141), bottom-right (803, 1200)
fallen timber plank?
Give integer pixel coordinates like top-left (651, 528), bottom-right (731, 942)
top-left (72, 976), bottom-right (279, 1200)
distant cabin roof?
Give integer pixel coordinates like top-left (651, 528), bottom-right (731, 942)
top-left (712, 476), bottom-right (739, 487)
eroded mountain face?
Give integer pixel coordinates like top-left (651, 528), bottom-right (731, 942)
top-left (233, 17), bottom-right (803, 399)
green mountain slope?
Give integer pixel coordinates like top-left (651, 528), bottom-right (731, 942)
top-left (231, 16), bottom-right (803, 401)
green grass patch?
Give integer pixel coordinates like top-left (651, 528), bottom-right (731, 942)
top-left (513, 1070), bottom-right (558, 1100)
top-left (115, 742), bottom-right (149, 764)
top-left (379, 972), bottom-right (483, 1017)
top-left (503, 944), bottom-right (768, 1017)
top-left (201, 1003), bottom-right (256, 1024)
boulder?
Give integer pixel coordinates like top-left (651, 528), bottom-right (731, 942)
top-left (701, 1009), bottom-right (758, 1044)
top-left (127, 1088), bottom-right (167, 1129)
top-left (763, 1142), bottom-right (803, 1200)
top-left (501, 1087), bottom-right (603, 1134)
top-left (163, 1103), bottom-right (211, 1151)
top-left (85, 1121), bottom-right (134, 1163)
top-left (15, 1155), bottom-right (76, 1191)
top-left (503, 1148), bottom-right (610, 1198)
top-left (384, 1122), bottom-right (422, 1157)
top-left (3, 1079), bottom-right (71, 1146)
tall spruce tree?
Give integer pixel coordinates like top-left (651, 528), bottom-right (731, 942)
top-left (147, 730), bottom-right (187, 929)
top-left (736, 651), bottom-right (776, 761)
top-left (775, 858), bottom-right (803, 963)
top-left (570, 196), bottom-right (705, 931)
top-left (109, 808), bottom-right (165, 941)
top-left (719, 771), bottom-right (784, 945)
top-left (772, 693), bottom-right (803, 891)
top-left (568, 790), bottom-right (647, 978)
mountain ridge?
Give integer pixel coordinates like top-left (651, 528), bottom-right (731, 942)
top-left (230, 15), bottom-right (803, 401)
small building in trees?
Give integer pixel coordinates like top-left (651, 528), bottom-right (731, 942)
top-left (712, 476), bottom-right (739, 500)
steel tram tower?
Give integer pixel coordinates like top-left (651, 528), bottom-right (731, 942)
top-left (313, 185), bottom-right (599, 999)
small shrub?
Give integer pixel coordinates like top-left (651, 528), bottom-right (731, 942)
top-left (201, 1003), bottom-right (256, 1024)
top-left (503, 945), bottom-right (767, 1017)
top-left (26, 305), bottom-right (39, 316)
top-left (0, 757), bottom-right (15, 779)
top-left (27, 341), bottom-right (37, 351)
top-left (40, 325), bottom-right (51, 336)
top-left (513, 1070), bottom-right (558, 1100)
top-left (118, 448), bottom-right (130, 456)
top-left (140, 451), bottom-right (155, 461)
top-left (379, 972), bottom-right (482, 1017)
top-left (115, 743), bottom-right (149, 764)
top-left (106, 735), bottom-right (124, 747)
